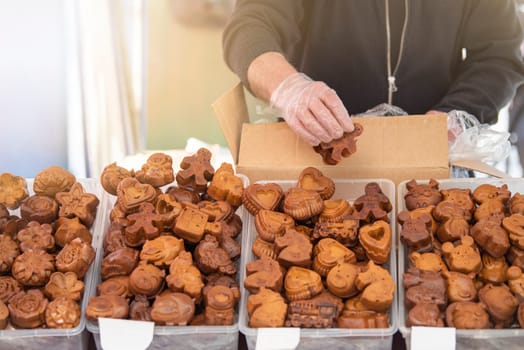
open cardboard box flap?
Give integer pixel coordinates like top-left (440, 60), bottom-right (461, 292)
top-left (212, 83), bottom-right (509, 184)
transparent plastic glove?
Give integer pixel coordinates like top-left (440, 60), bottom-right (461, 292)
top-left (269, 72), bottom-right (354, 145)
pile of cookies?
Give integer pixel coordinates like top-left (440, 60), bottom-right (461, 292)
top-left (243, 167), bottom-right (395, 328)
top-left (400, 179), bottom-right (524, 329)
top-left (86, 149), bottom-right (245, 326)
top-left (0, 167), bottom-right (98, 329)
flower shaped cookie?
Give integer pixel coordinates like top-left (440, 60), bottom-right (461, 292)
top-left (55, 237), bottom-right (95, 279)
top-left (20, 194), bottom-right (59, 224)
top-left (0, 173), bottom-right (28, 210)
top-left (45, 297), bottom-right (81, 329)
top-left (17, 221), bottom-right (55, 252)
top-left (8, 289), bottom-right (48, 328)
top-left (56, 182), bottom-right (99, 228)
top-left (0, 276), bottom-right (22, 303)
top-left (0, 234), bottom-right (20, 274)
top-left (44, 271), bottom-right (84, 301)
top-left (12, 249), bottom-right (55, 287)
top-left (9, 289), bottom-right (48, 328)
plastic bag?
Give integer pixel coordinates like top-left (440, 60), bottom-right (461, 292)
top-left (356, 103), bottom-right (408, 117)
top-left (447, 110), bottom-right (511, 163)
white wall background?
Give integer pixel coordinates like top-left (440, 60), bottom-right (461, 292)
top-left (0, 0), bottom-right (67, 178)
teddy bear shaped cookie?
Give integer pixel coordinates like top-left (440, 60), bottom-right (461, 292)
top-left (404, 179), bottom-right (442, 211)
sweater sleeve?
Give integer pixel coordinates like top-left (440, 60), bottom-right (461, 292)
top-left (432, 0), bottom-right (524, 124)
top-left (222, 0), bottom-right (305, 89)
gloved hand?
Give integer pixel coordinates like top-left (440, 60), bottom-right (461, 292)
top-left (270, 72), bottom-right (354, 145)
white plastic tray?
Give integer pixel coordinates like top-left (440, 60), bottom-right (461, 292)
top-left (0, 178), bottom-right (103, 350)
top-left (86, 175), bottom-right (249, 350)
top-left (239, 179), bottom-right (398, 350)
top-left (397, 178), bottom-right (524, 350)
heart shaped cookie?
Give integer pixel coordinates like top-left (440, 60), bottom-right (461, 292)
top-left (283, 188), bottom-right (324, 221)
top-left (254, 209), bottom-right (295, 242)
top-left (358, 220), bottom-right (391, 265)
top-left (242, 183), bottom-right (284, 216)
top-left (297, 167), bottom-right (335, 200)
top-left (318, 199), bottom-right (353, 223)
top-left (313, 238), bottom-right (356, 277)
top-left (285, 266), bottom-right (323, 301)
top-left (116, 178), bottom-right (157, 214)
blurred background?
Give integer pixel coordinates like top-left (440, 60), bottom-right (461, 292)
top-left (0, 0), bottom-right (253, 179)
top-left (0, 0), bottom-right (521, 179)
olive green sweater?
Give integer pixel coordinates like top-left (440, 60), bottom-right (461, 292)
top-left (223, 0), bottom-right (524, 123)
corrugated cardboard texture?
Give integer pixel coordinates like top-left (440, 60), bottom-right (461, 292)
top-left (236, 116), bottom-right (450, 184)
top-left (238, 115), bottom-right (448, 168)
top-left (212, 83), bottom-right (249, 164)
top-left (213, 83), bottom-right (450, 184)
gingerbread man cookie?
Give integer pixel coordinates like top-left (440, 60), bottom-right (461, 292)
top-left (313, 123), bottom-right (363, 165)
top-left (176, 148), bottom-right (215, 193)
top-left (353, 182), bottom-right (392, 223)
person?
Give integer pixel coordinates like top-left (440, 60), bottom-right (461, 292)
top-left (510, 85), bottom-right (524, 171)
top-left (509, 0), bottom-right (524, 172)
top-left (222, 0), bottom-right (524, 146)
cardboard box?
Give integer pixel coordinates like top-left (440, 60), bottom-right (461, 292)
top-left (213, 83), bottom-right (509, 184)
